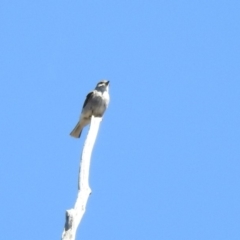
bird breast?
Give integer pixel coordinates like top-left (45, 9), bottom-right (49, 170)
top-left (91, 91), bottom-right (109, 117)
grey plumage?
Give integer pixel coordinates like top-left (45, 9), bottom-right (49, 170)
top-left (70, 80), bottom-right (110, 138)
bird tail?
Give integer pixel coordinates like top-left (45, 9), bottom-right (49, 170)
top-left (70, 121), bottom-right (83, 138)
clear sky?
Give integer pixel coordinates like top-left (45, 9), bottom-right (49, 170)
top-left (1, 1), bottom-right (240, 239)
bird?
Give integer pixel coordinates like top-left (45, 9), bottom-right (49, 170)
top-left (70, 80), bottom-right (110, 138)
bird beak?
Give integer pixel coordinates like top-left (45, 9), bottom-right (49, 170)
top-left (106, 81), bottom-right (110, 85)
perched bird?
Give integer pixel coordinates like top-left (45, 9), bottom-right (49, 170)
top-left (70, 80), bottom-right (110, 138)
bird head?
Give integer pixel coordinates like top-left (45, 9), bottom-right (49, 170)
top-left (95, 80), bottom-right (110, 92)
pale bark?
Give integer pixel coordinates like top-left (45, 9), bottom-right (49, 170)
top-left (62, 116), bottom-right (102, 240)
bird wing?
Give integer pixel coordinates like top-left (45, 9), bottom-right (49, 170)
top-left (82, 91), bottom-right (95, 109)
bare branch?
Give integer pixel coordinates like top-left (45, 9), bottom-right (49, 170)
top-left (62, 116), bottom-right (102, 240)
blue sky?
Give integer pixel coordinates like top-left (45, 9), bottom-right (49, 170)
top-left (1, 1), bottom-right (240, 239)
